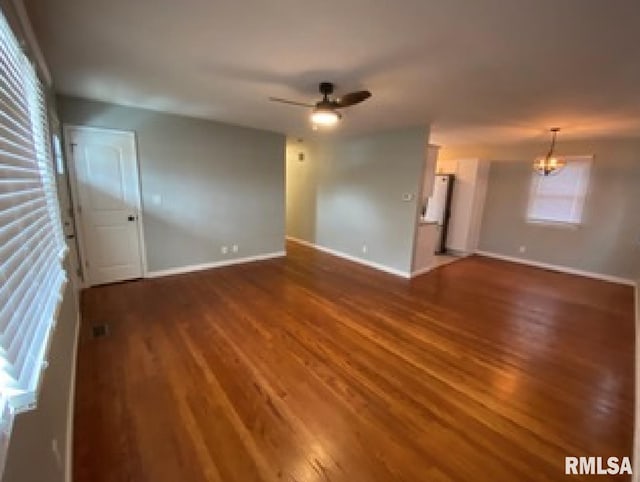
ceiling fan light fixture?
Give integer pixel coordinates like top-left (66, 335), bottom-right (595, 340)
top-left (534, 128), bottom-right (566, 176)
top-left (310, 108), bottom-right (340, 126)
top-left (270, 82), bottom-right (370, 128)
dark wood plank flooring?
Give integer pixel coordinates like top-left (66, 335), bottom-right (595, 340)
top-left (75, 241), bottom-right (635, 481)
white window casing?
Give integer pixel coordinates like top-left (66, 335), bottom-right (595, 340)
top-left (527, 156), bottom-right (593, 226)
top-left (0, 8), bottom-right (67, 469)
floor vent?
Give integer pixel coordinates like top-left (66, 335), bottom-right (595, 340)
top-left (92, 324), bottom-right (110, 338)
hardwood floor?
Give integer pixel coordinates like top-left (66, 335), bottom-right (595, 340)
top-left (75, 241), bottom-right (635, 482)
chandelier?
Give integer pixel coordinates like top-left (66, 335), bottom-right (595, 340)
top-left (533, 128), bottom-right (565, 176)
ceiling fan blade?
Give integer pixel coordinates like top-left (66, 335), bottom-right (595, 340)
top-left (335, 90), bottom-right (371, 108)
top-left (268, 97), bottom-right (314, 108)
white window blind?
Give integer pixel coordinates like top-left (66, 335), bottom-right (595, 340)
top-left (527, 157), bottom-right (592, 225)
top-left (0, 6), bottom-right (66, 455)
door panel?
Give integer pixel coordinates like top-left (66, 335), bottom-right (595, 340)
top-left (67, 127), bottom-right (143, 285)
top-left (85, 144), bottom-right (125, 209)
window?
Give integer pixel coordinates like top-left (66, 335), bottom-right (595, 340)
top-left (0, 7), bottom-right (66, 463)
top-left (526, 156), bottom-right (592, 225)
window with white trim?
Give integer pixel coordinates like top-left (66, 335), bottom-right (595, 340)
top-left (0, 7), bottom-right (67, 465)
top-left (526, 156), bottom-right (592, 225)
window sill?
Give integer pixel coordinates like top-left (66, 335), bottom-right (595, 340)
top-left (526, 219), bottom-right (581, 230)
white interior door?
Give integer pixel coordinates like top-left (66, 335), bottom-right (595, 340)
top-left (66, 126), bottom-right (144, 286)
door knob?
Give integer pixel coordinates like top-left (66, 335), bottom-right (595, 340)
top-left (128, 215), bottom-right (136, 221)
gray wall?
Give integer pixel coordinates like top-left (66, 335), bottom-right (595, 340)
top-left (286, 127), bottom-right (429, 274)
top-left (3, 268), bottom-right (79, 482)
top-left (57, 96), bottom-right (286, 272)
top-left (441, 138), bottom-right (640, 281)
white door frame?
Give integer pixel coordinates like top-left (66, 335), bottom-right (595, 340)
top-left (63, 125), bottom-right (148, 287)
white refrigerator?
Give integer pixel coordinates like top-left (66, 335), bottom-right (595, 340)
top-left (423, 174), bottom-right (455, 254)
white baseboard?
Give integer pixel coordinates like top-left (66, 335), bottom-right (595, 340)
top-left (475, 250), bottom-right (635, 286)
top-left (286, 236), bottom-right (411, 278)
top-left (65, 310), bottom-right (80, 482)
top-left (410, 266), bottom-right (433, 278)
top-left (145, 251), bottom-right (286, 278)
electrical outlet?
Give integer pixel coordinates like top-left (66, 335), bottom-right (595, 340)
top-left (519, 245), bottom-right (526, 253)
top-left (221, 246), bottom-right (228, 254)
top-left (232, 244), bottom-right (238, 253)
top-left (362, 244), bottom-right (368, 254)
top-left (402, 193), bottom-right (414, 202)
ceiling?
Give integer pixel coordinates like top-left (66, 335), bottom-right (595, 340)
top-left (25, 0), bottom-right (640, 144)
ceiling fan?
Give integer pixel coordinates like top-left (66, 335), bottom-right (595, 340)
top-left (269, 82), bottom-right (371, 127)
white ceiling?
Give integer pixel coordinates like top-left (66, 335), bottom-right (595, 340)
top-left (26, 0), bottom-right (640, 144)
